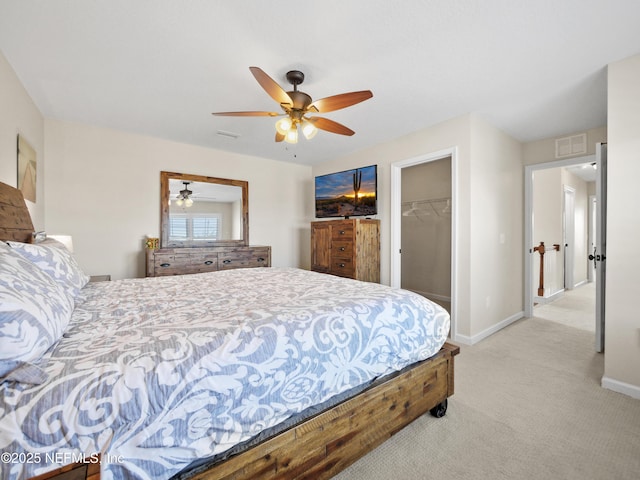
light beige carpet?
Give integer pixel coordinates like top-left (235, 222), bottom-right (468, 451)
top-left (334, 284), bottom-right (640, 480)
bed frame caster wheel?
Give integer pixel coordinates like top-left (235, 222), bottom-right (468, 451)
top-left (430, 399), bottom-right (448, 418)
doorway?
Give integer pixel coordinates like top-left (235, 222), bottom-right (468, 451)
top-left (390, 147), bottom-right (458, 341)
top-left (524, 147), bottom-right (606, 352)
top-left (400, 157), bottom-right (452, 311)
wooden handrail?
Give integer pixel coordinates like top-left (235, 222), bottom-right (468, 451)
top-left (533, 242), bottom-right (560, 296)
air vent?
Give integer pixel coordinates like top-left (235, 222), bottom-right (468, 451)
top-left (555, 133), bottom-right (587, 158)
top-left (216, 130), bottom-right (241, 139)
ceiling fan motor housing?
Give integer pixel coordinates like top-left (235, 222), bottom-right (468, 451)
top-left (286, 91), bottom-right (312, 115)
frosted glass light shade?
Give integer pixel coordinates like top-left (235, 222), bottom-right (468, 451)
top-left (284, 126), bottom-right (298, 144)
top-left (301, 120), bottom-right (318, 140)
top-left (275, 117), bottom-right (293, 135)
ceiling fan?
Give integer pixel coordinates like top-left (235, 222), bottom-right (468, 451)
top-left (212, 67), bottom-right (373, 144)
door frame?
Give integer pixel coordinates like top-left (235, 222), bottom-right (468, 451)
top-left (588, 194), bottom-right (597, 283)
top-left (563, 185), bottom-right (576, 290)
top-left (523, 154), bottom-right (595, 318)
top-left (594, 143), bottom-right (607, 352)
top-left (390, 146), bottom-right (458, 341)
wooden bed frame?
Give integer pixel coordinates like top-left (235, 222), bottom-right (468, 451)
top-left (0, 181), bottom-right (460, 480)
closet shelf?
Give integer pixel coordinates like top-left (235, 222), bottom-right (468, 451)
top-left (402, 197), bottom-right (451, 217)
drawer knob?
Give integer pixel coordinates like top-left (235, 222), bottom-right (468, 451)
top-left (339, 246), bottom-right (346, 251)
top-left (339, 230), bottom-right (346, 235)
top-left (204, 260), bottom-right (213, 265)
top-left (223, 259), bottom-right (231, 264)
top-left (160, 263), bottom-right (171, 268)
top-left (339, 263), bottom-right (345, 268)
top-left (257, 257), bottom-right (265, 262)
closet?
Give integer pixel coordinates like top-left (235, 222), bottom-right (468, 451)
top-left (401, 157), bottom-right (452, 311)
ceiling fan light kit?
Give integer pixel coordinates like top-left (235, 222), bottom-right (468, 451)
top-left (212, 67), bottom-right (373, 144)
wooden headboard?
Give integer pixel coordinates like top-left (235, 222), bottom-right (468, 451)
top-left (0, 181), bottom-right (34, 243)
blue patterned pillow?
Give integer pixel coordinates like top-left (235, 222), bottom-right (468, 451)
top-left (8, 238), bottom-right (89, 297)
top-left (0, 243), bottom-right (75, 380)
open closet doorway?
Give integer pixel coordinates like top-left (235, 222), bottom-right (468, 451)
top-left (524, 144), bottom-right (607, 353)
top-left (391, 147), bottom-right (457, 341)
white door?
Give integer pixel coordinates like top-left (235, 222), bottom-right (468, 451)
top-left (595, 143), bottom-right (607, 352)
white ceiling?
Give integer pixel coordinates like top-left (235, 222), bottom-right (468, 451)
top-left (1, 1), bottom-right (639, 166)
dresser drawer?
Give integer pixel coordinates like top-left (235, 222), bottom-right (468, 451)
top-left (330, 257), bottom-right (355, 278)
top-left (218, 248), bottom-right (270, 270)
top-left (153, 253), bottom-right (218, 275)
top-left (332, 241), bottom-right (353, 258)
top-left (153, 253), bottom-right (186, 276)
top-left (188, 253), bottom-right (219, 272)
top-left (332, 224), bottom-right (354, 240)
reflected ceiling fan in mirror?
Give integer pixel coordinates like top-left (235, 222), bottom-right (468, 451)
top-left (212, 67), bottom-right (373, 144)
top-left (175, 181), bottom-right (193, 207)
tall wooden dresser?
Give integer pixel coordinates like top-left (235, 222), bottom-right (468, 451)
top-left (311, 218), bottom-right (380, 283)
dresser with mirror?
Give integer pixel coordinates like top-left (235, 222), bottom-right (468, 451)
top-left (145, 171), bottom-right (271, 277)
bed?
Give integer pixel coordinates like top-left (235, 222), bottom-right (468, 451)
top-left (0, 181), bottom-right (459, 480)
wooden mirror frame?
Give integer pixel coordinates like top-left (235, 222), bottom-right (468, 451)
top-left (160, 171), bottom-right (248, 248)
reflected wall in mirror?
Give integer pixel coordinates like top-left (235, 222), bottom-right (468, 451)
top-left (160, 171), bottom-right (248, 248)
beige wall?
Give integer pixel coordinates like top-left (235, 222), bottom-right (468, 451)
top-left (0, 51), bottom-right (45, 228)
top-left (44, 119), bottom-right (313, 280)
top-left (313, 113), bottom-right (524, 343)
top-left (523, 125), bottom-right (607, 166)
top-left (468, 115), bottom-right (524, 338)
top-left (604, 53), bottom-right (640, 397)
top-left (313, 114), bottom-right (473, 337)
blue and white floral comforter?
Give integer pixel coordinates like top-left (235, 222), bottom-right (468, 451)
top-left (0, 267), bottom-right (449, 479)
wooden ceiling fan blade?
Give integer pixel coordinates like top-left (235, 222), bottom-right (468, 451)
top-left (308, 117), bottom-right (355, 136)
top-left (308, 90), bottom-right (373, 113)
top-left (249, 66), bottom-right (293, 108)
top-left (212, 111), bottom-right (281, 117)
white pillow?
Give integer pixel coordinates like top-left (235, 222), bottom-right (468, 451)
top-left (7, 238), bottom-right (89, 297)
top-left (0, 243), bottom-right (75, 381)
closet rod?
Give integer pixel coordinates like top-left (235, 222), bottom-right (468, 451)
top-left (401, 197), bottom-right (451, 206)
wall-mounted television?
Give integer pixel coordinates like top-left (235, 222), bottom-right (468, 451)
top-left (315, 165), bottom-right (377, 218)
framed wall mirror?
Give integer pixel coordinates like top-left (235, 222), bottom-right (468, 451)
top-left (160, 171), bottom-right (248, 248)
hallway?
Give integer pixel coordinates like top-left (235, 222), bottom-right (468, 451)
top-left (533, 282), bottom-right (595, 332)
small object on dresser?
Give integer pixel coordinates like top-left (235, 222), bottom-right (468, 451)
top-left (145, 237), bottom-right (159, 249)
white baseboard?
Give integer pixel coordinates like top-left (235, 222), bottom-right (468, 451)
top-left (454, 311), bottom-right (524, 345)
top-left (534, 289), bottom-right (564, 305)
top-left (601, 376), bottom-right (640, 400)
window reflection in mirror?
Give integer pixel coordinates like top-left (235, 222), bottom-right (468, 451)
top-left (160, 172), bottom-right (248, 248)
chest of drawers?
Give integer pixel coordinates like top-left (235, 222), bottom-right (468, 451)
top-left (146, 246), bottom-right (271, 277)
top-left (311, 219), bottom-right (379, 282)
